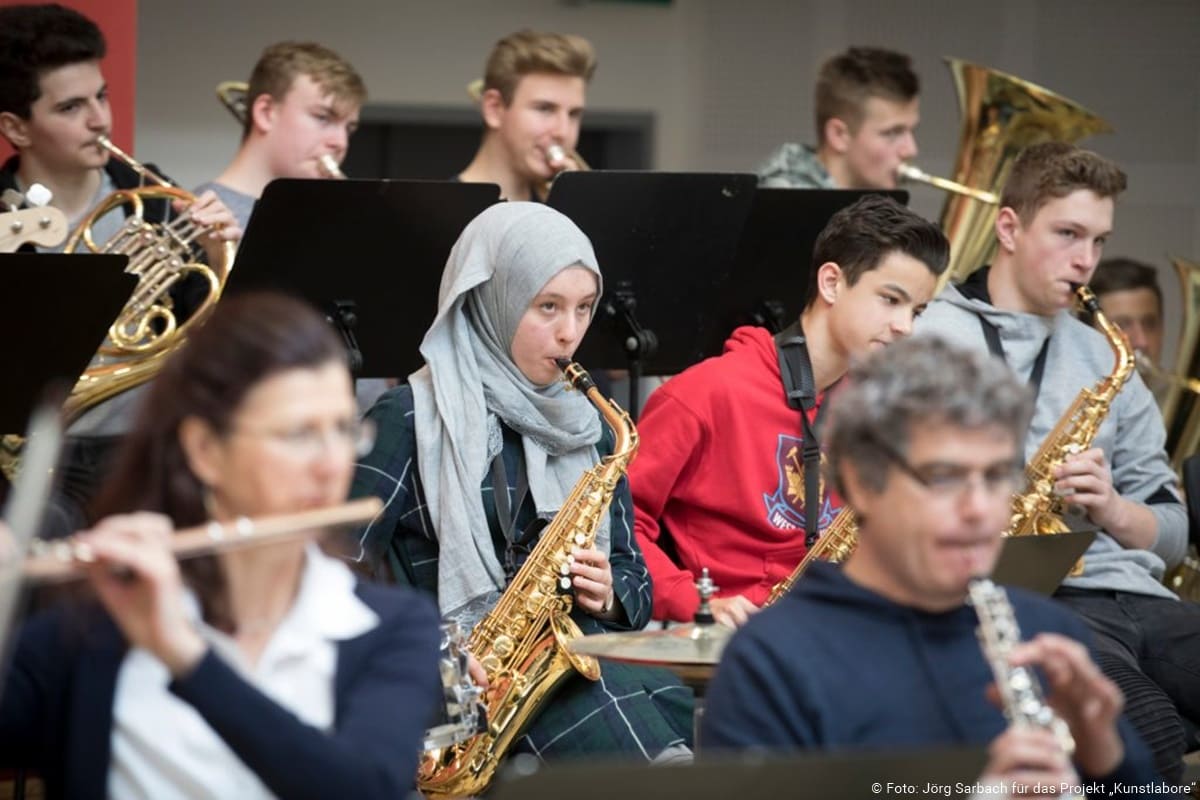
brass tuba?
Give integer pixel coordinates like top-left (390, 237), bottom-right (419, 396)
top-left (906, 58), bottom-right (1111, 293)
top-left (62, 136), bottom-right (234, 420)
top-left (418, 359), bottom-right (637, 799)
top-left (1154, 257), bottom-right (1200, 469)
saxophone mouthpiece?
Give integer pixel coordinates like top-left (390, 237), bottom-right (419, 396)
top-left (554, 357), bottom-right (571, 371)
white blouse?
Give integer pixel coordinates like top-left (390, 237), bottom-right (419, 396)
top-left (108, 545), bottom-right (378, 800)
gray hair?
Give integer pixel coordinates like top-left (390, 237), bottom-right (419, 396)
top-left (826, 335), bottom-right (1033, 494)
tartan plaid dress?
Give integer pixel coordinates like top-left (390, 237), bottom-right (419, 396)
top-left (351, 386), bottom-right (694, 762)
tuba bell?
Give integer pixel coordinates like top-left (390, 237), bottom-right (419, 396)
top-left (1156, 257), bottom-right (1200, 469)
top-left (907, 58), bottom-right (1112, 293)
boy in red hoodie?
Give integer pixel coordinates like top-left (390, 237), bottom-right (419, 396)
top-left (631, 194), bottom-right (948, 626)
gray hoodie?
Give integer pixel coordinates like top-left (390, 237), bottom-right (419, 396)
top-left (916, 275), bottom-right (1186, 600)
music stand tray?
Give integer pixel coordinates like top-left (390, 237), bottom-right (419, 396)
top-left (225, 178), bottom-right (500, 378)
top-left (0, 253), bottom-right (134, 432)
top-left (991, 530), bottom-right (1097, 595)
top-left (491, 746), bottom-right (988, 800)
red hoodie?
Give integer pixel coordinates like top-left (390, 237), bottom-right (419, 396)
top-left (630, 326), bottom-right (844, 621)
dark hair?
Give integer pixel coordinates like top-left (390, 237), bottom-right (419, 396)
top-left (483, 30), bottom-right (597, 104)
top-left (827, 335), bottom-right (1032, 495)
top-left (1089, 257), bottom-right (1162, 311)
top-left (241, 41), bottom-right (366, 140)
top-left (1000, 142), bottom-right (1127, 223)
top-left (804, 194), bottom-right (949, 307)
top-left (89, 292), bottom-right (347, 626)
top-left (0, 4), bottom-right (106, 119)
top-left (815, 47), bottom-right (919, 144)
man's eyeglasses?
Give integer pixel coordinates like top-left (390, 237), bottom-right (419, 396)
top-left (231, 417), bottom-right (377, 459)
top-left (871, 437), bottom-right (1023, 499)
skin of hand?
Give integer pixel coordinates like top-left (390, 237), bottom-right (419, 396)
top-left (1053, 448), bottom-right (1157, 550)
top-left (78, 512), bottom-right (207, 677)
top-left (707, 595), bottom-right (761, 628)
top-left (1005, 633), bottom-right (1125, 778)
top-left (568, 546), bottom-right (616, 617)
top-left (980, 726), bottom-right (1080, 795)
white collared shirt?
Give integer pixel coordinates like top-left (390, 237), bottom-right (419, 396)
top-left (108, 544), bottom-right (378, 800)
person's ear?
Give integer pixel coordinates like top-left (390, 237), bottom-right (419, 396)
top-left (178, 416), bottom-right (225, 489)
top-left (824, 117), bottom-right (852, 155)
top-left (480, 88), bottom-right (507, 131)
top-left (0, 111), bottom-right (32, 149)
top-left (994, 207), bottom-right (1022, 254)
top-left (816, 261), bottom-right (844, 304)
top-left (249, 92), bottom-right (277, 135)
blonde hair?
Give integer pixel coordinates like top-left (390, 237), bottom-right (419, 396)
top-left (483, 30), bottom-right (596, 104)
top-left (243, 41), bottom-right (366, 139)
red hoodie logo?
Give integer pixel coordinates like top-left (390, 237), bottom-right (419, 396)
top-left (762, 434), bottom-right (836, 531)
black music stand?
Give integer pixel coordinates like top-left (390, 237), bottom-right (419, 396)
top-left (991, 530), bottom-right (1097, 595)
top-left (224, 179), bottom-right (501, 378)
top-left (547, 171), bottom-right (758, 415)
top-left (491, 746), bottom-right (989, 800)
top-left (725, 188), bottom-right (909, 338)
top-left (0, 253), bottom-right (134, 433)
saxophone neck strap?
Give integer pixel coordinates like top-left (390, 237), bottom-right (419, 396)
top-left (775, 319), bottom-right (829, 549)
top-left (977, 316), bottom-right (1051, 402)
top-left (490, 450), bottom-right (530, 580)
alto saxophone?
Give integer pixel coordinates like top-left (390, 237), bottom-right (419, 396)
top-left (418, 359), bottom-right (638, 799)
top-left (968, 577), bottom-right (1076, 756)
top-left (765, 507), bottom-right (858, 605)
top-left (1005, 286), bottom-right (1136, 552)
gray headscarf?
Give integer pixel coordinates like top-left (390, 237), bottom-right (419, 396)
top-left (410, 202), bottom-right (608, 618)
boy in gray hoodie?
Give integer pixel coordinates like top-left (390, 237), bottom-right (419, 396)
top-left (916, 141), bottom-right (1196, 781)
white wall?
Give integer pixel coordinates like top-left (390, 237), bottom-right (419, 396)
top-left (137, 0), bottom-right (1200, 359)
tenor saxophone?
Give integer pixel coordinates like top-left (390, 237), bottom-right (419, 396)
top-left (417, 359), bottom-right (638, 799)
top-left (1005, 285), bottom-right (1136, 544)
top-left (765, 507), bottom-right (858, 605)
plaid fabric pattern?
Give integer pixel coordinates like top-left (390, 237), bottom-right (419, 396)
top-left (351, 386), bottom-right (695, 759)
top-left (756, 142), bottom-right (836, 189)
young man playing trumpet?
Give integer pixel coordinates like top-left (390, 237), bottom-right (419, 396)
top-left (198, 41), bottom-right (366, 229)
top-left (703, 336), bottom-right (1161, 793)
top-left (457, 30), bottom-right (594, 201)
top-left (757, 46), bottom-right (920, 191)
top-left (630, 195), bottom-right (948, 627)
top-left (915, 142), bottom-right (1197, 781)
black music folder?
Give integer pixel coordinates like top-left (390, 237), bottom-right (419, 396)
top-left (0, 253), bottom-right (134, 432)
top-left (224, 178), bottom-right (501, 378)
top-left (991, 530), bottom-right (1097, 595)
top-left (726, 188), bottom-right (909, 337)
top-left (491, 746), bottom-right (989, 800)
top-left (547, 171), bottom-right (759, 375)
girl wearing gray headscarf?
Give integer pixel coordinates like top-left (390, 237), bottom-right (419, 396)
top-left (352, 203), bottom-right (693, 762)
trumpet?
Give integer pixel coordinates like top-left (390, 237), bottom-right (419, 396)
top-left (896, 163), bottom-right (998, 205)
top-left (19, 496), bottom-right (382, 584)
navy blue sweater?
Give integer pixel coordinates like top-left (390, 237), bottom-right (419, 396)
top-left (702, 562), bottom-right (1159, 787)
top-left (0, 581), bottom-right (441, 799)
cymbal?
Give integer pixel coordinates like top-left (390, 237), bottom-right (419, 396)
top-left (568, 622), bottom-right (734, 668)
